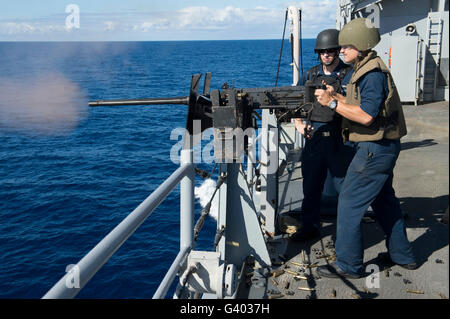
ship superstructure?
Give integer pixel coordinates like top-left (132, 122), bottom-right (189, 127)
top-left (337, 0), bottom-right (449, 104)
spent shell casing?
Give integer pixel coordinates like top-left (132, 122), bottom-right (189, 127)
top-left (293, 275), bottom-right (308, 280)
top-left (285, 269), bottom-right (301, 276)
top-left (265, 231), bottom-right (274, 238)
top-left (259, 217), bottom-right (266, 225)
top-left (290, 261), bottom-right (306, 267)
top-left (330, 289), bottom-right (336, 298)
top-left (298, 287), bottom-right (315, 291)
top-left (270, 277), bottom-right (278, 286)
top-left (406, 289), bottom-right (424, 294)
top-left (272, 269), bottom-right (285, 277)
top-left (268, 294), bottom-right (284, 299)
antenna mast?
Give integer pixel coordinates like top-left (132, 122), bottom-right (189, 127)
top-left (288, 6), bottom-right (301, 86)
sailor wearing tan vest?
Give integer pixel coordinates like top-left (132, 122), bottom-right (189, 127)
top-left (314, 18), bottom-right (417, 278)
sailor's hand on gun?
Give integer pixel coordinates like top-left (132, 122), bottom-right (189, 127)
top-left (314, 83), bottom-right (333, 106)
top-left (293, 118), bottom-right (313, 139)
top-left (314, 81), bottom-right (345, 107)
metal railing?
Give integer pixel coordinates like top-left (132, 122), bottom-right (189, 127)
top-left (43, 149), bottom-right (195, 299)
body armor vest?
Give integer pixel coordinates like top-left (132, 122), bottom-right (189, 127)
top-left (307, 63), bottom-right (351, 123)
top-left (342, 51), bottom-right (407, 142)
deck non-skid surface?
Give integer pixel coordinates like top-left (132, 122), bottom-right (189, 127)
top-left (264, 101), bottom-right (449, 299)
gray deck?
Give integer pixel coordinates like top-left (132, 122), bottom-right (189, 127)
top-left (250, 101), bottom-right (449, 299)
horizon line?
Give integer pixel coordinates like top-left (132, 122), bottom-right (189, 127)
top-left (0, 38), bottom-right (316, 43)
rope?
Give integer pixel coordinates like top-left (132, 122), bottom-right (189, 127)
top-left (194, 162), bottom-right (218, 179)
top-left (193, 173), bottom-right (226, 242)
top-left (275, 9), bottom-right (288, 87)
top-left (214, 225), bottom-right (226, 249)
top-left (303, 103), bottom-right (315, 138)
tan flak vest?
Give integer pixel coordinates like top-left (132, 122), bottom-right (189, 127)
top-left (342, 51), bottom-right (407, 142)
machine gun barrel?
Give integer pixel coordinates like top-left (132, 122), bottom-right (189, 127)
top-left (88, 96), bottom-right (190, 107)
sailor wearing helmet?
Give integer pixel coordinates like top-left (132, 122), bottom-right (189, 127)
top-left (314, 18), bottom-right (417, 278)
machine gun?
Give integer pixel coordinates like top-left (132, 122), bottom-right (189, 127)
top-left (89, 73), bottom-right (320, 160)
top-left (89, 73), bottom-right (319, 123)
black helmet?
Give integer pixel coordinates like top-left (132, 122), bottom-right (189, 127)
top-left (314, 29), bottom-right (340, 52)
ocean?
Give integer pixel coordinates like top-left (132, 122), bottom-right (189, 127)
top-left (0, 40), bottom-right (317, 298)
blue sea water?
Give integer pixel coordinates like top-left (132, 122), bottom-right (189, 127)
top-left (0, 40), bottom-right (317, 298)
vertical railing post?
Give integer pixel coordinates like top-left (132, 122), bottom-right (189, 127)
top-left (180, 148), bottom-right (194, 249)
top-left (247, 130), bottom-right (255, 194)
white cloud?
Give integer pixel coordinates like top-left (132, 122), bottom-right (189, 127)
top-left (0, 22), bottom-right (67, 35)
top-left (290, 0), bottom-right (336, 28)
top-left (132, 4), bottom-right (335, 37)
top-left (139, 18), bottom-right (170, 32)
top-left (104, 21), bottom-right (116, 31)
top-left (136, 6), bottom-right (282, 32)
top-left (0, 22), bottom-right (35, 34)
top-left (0, 3), bottom-right (337, 40)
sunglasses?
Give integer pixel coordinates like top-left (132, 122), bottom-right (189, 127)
top-left (319, 49), bottom-right (337, 54)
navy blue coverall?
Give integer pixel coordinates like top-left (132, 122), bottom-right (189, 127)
top-left (298, 61), bottom-right (355, 232)
top-left (334, 70), bottom-right (416, 276)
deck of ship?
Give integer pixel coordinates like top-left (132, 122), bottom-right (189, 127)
top-left (244, 101), bottom-right (449, 299)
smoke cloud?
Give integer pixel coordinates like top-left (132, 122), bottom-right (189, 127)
top-left (0, 73), bottom-right (88, 136)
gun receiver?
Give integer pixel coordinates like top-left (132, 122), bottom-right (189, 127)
top-left (304, 80), bottom-right (327, 106)
top-left (234, 86), bottom-right (312, 121)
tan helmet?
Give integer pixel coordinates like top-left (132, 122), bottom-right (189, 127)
top-left (338, 18), bottom-right (381, 51)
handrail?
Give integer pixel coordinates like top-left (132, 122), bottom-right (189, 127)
top-left (42, 162), bottom-right (194, 299)
top-left (153, 246), bottom-right (191, 299)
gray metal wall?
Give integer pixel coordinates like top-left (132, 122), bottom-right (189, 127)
top-left (336, 0), bottom-right (449, 103)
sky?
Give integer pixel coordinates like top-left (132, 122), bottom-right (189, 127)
top-left (0, 1), bottom-right (337, 41)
